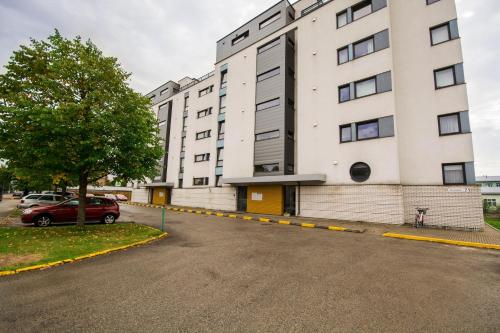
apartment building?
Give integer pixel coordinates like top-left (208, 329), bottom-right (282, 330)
top-left (144, 0), bottom-right (483, 229)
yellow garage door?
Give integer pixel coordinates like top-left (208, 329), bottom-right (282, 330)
top-left (152, 188), bottom-right (168, 206)
top-left (247, 185), bottom-right (283, 215)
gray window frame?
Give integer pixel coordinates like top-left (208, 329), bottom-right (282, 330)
top-left (255, 130), bottom-right (280, 142)
top-left (257, 67), bottom-right (280, 82)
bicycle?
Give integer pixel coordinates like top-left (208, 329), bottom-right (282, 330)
top-left (415, 208), bottom-right (429, 228)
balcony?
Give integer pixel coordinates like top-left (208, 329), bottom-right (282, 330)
top-left (179, 71), bottom-right (215, 92)
top-left (301, 0), bottom-right (330, 17)
top-left (215, 167), bottom-right (223, 176)
top-left (218, 113), bottom-right (225, 122)
top-left (217, 139), bottom-right (225, 148)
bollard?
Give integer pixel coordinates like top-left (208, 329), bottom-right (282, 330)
top-left (161, 207), bottom-right (166, 232)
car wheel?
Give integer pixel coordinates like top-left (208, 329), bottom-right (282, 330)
top-left (102, 214), bottom-right (116, 225)
top-left (34, 215), bottom-right (52, 227)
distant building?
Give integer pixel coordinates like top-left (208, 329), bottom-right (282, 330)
top-left (142, 0), bottom-right (483, 229)
top-left (476, 176), bottom-right (500, 208)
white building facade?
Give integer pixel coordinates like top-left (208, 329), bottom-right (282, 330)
top-left (145, 0), bottom-right (483, 230)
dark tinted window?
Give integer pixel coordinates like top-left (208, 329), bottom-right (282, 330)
top-left (350, 162), bottom-right (371, 182)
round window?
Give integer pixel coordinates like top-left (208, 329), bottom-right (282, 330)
top-left (350, 162), bottom-right (371, 183)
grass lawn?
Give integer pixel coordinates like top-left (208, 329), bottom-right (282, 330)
top-left (486, 218), bottom-right (500, 231)
top-left (0, 223), bottom-right (163, 271)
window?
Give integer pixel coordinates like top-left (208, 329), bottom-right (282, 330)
top-left (193, 177), bottom-right (209, 186)
top-left (196, 130), bottom-right (211, 140)
top-left (442, 163), bottom-right (466, 185)
top-left (218, 121), bottom-right (225, 140)
top-left (259, 12), bottom-right (280, 29)
top-left (350, 162), bottom-right (371, 182)
top-left (257, 67), bottom-right (280, 82)
top-left (338, 47), bottom-right (349, 65)
top-left (160, 88), bottom-right (169, 96)
top-left (158, 121), bottom-right (166, 127)
top-left (339, 85), bottom-right (351, 103)
top-left (232, 31), bottom-right (249, 45)
top-left (484, 199), bottom-right (497, 207)
top-left (158, 103), bottom-right (168, 110)
top-left (255, 163), bottom-right (280, 173)
top-left (26, 195), bottom-right (42, 200)
top-left (287, 130), bottom-right (294, 139)
top-left (217, 148), bottom-right (224, 167)
top-left (352, 1), bottom-right (372, 21)
top-left (287, 164), bottom-right (294, 173)
top-left (354, 37), bottom-right (374, 58)
top-left (357, 120), bottom-right (379, 140)
top-left (194, 153), bottom-right (210, 162)
top-left (199, 85), bottom-right (213, 97)
top-left (39, 195), bottom-right (55, 201)
top-left (434, 67), bottom-right (456, 88)
top-left (355, 78), bottom-right (376, 98)
top-left (184, 96), bottom-right (189, 110)
top-left (149, 95), bottom-right (156, 102)
top-left (179, 157), bottom-right (185, 173)
top-left (427, 0), bottom-right (442, 5)
top-left (197, 108), bottom-right (212, 118)
top-left (256, 130), bottom-right (279, 141)
top-left (180, 137), bottom-right (186, 151)
top-left (89, 198), bottom-right (105, 206)
top-left (258, 38), bottom-right (281, 54)
top-left (337, 10), bottom-right (348, 28)
top-left (216, 176), bottom-right (223, 187)
top-left (431, 23), bottom-right (451, 45)
top-left (438, 113), bottom-right (461, 135)
top-left (178, 179), bottom-right (183, 188)
top-left (219, 95), bottom-right (226, 113)
top-left (220, 70), bottom-right (228, 89)
top-left (340, 125), bottom-right (352, 142)
top-left (256, 98), bottom-right (280, 111)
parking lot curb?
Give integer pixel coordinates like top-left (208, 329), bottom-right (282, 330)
top-left (383, 233), bottom-right (500, 251)
top-left (0, 232), bottom-right (167, 277)
top-left (122, 202), bottom-right (366, 234)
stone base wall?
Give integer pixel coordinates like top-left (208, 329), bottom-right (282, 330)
top-left (298, 185), bottom-right (484, 230)
top-left (172, 187), bottom-right (237, 211)
top-left (298, 185), bottom-right (405, 225)
top-left (402, 185), bottom-right (484, 230)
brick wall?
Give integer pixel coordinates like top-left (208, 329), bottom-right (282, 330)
top-left (298, 185), bottom-right (405, 224)
top-left (402, 185), bottom-right (484, 230)
top-left (172, 187), bottom-right (237, 211)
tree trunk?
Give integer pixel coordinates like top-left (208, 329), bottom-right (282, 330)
top-left (77, 173), bottom-right (88, 227)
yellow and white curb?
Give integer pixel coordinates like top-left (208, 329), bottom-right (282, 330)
top-left (383, 233), bottom-right (500, 251)
top-left (125, 202), bottom-right (366, 234)
top-left (0, 232), bottom-right (167, 277)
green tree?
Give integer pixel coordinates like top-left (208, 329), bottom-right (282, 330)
top-left (0, 30), bottom-right (162, 225)
top-left (0, 165), bottom-right (14, 193)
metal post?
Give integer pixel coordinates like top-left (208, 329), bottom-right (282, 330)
top-left (161, 207), bottom-right (166, 232)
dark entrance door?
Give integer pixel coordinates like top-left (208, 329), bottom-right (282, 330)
top-left (284, 186), bottom-right (296, 216)
top-left (237, 186), bottom-right (247, 212)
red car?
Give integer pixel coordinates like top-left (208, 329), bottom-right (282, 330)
top-left (21, 197), bottom-right (120, 227)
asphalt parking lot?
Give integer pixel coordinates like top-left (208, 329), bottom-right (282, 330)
top-left (1, 203), bottom-right (499, 332)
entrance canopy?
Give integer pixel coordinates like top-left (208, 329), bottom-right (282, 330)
top-left (143, 182), bottom-right (175, 188)
top-left (222, 174), bottom-right (326, 186)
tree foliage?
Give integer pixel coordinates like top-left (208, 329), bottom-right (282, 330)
top-left (0, 30), bottom-right (162, 225)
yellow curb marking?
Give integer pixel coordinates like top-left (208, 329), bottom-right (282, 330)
top-left (216, 213), bottom-right (225, 217)
top-left (383, 233), bottom-right (500, 250)
top-left (301, 223), bottom-right (316, 228)
top-left (179, 209), bottom-right (185, 212)
top-left (195, 211), bottom-right (202, 214)
top-left (329, 226), bottom-right (347, 232)
top-left (187, 210), bottom-right (193, 213)
top-left (243, 216), bottom-right (253, 220)
top-left (1, 233), bottom-right (168, 277)
top-left (259, 218), bottom-right (271, 223)
top-left (228, 214), bottom-right (237, 218)
top-left (206, 212), bottom-right (213, 215)
top-left (278, 220), bottom-right (291, 225)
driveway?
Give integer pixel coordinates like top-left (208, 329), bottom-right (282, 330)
top-left (0, 204), bottom-right (499, 332)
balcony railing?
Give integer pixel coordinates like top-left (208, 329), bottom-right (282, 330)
top-left (301, 0), bottom-right (330, 17)
top-left (180, 71), bottom-right (215, 92)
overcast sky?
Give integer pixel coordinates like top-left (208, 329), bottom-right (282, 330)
top-left (1, 0), bottom-right (499, 176)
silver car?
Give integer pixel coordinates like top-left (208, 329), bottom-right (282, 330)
top-left (17, 194), bottom-right (65, 209)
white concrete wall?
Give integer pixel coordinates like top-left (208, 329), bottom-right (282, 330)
top-left (171, 187), bottom-right (237, 211)
top-left (131, 188), bottom-right (149, 204)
